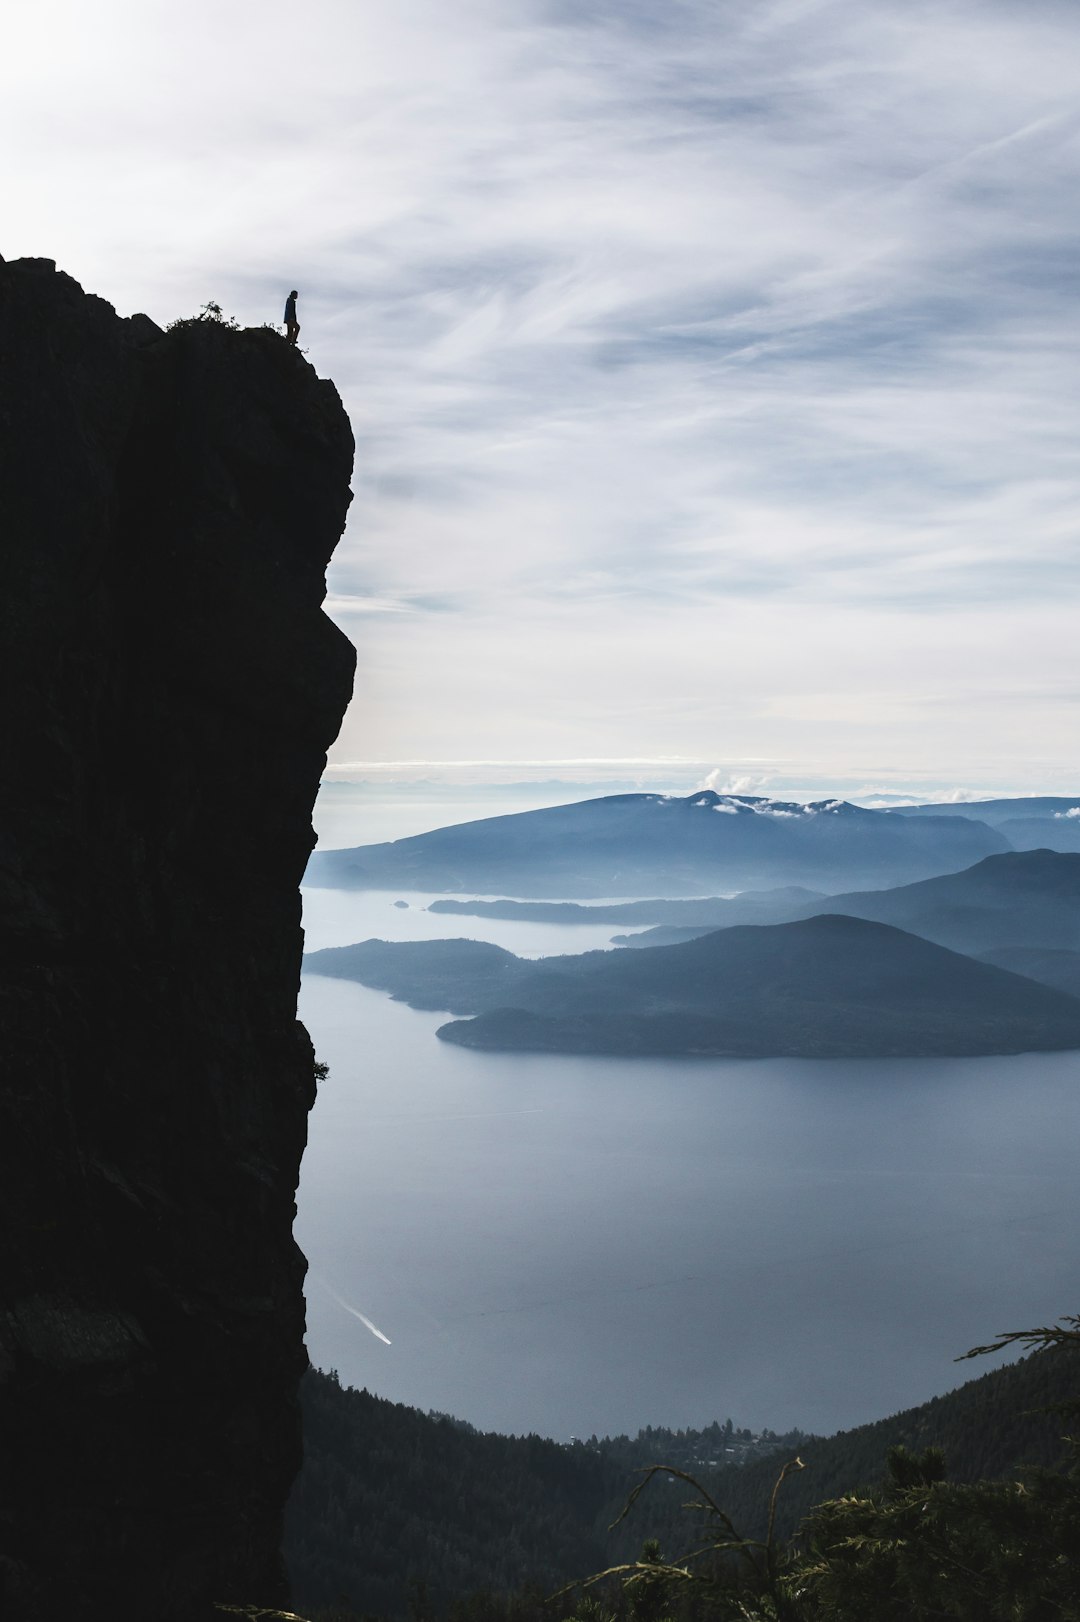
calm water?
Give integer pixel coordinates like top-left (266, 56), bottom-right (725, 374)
top-left (297, 888), bottom-right (1080, 1440)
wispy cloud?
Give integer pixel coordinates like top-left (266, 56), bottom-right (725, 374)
top-left (7, 0), bottom-right (1080, 788)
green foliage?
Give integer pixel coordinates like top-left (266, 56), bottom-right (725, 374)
top-left (695, 1338), bottom-right (1078, 1546)
top-left (215, 1608), bottom-right (315, 1620)
top-left (287, 1320), bottom-right (1080, 1621)
top-left (286, 1373), bottom-right (623, 1619)
top-left (958, 1312), bottom-right (1080, 1361)
top-left (566, 1317), bottom-right (1080, 1622)
top-left (166, 299), bottom-right (241, 331)
top-left (559, 1459), bottom-right (809, 1622)
top-left (793, 1432), bottom-right (1080, 1620)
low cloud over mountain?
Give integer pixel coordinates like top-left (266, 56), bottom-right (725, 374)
top-left (307, 790), bottom-right (1006, 897)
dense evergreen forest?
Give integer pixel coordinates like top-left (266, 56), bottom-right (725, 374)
top-left (287, 1375), bottom-right (621, 1617)
top-left (286, 1329), bottom-right (1079, 1621)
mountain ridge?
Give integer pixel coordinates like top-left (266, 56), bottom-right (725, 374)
top-left (799, 848), bottom-right (1080, 954)
top-left (604, 848), bottom-right (1080, 960)
top-left (306, 790), bottom-right (1008, 897)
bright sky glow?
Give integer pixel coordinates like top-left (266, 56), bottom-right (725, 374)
top-left (6, 0), bottom-right (1080, 796)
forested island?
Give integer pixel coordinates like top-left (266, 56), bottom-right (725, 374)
top-left (305, 911), bottom-right (1080, 1058)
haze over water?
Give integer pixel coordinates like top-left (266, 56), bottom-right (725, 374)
top-left (298, 887), bottom-right (1080, 1441)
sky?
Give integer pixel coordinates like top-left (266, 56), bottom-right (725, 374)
top-left (6, 0), bottom-right (1080, 806)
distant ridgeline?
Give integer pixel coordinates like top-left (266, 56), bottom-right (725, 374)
top-left (305, 790), bottom-right (1080, 899)
top-left (286, 1340), bottom-right (1078, 1620)
top-left (307, 790), bottom-right (1012, 896)
top-left (304, 849), bottom-right (1080, 1058)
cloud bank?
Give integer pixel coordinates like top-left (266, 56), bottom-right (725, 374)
top-left (6, 0), bottom-right (1080, 789)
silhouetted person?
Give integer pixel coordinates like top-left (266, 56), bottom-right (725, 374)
top-left (284, 289), bottom-right (299, 346)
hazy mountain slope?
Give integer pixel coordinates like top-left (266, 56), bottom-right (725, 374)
top-left (893, 797), bottom-right (1080, 853)
top-left (614, 848), bottom-right (1080, 953)
top-left (893, 797), bottom-right (1080, 825)
top-left (427, 888), bottom-right (823, 926)
top-left (305, 915), bottom-right (1080, 1058)
top-left (609, 927), bottom-right (726, 947)
top-left (612, 923), bottom-right (724, 947)
top-left (305, 791), bottom-right (1007, 897)
top-left (976, 945), bottom-right (1080, 999)
top-left (998, 814), bottom-right (1080, 853)
top-left (800, 848), bottom-right (1080, 954)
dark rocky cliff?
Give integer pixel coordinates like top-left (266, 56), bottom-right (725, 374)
top-left (0, 257), bottom-right (356, 1618)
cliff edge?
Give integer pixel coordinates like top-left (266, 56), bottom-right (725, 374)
top-left (0, 258), bottom-right (356, 1618)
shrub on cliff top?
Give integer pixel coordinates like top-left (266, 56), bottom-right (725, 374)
top-left (167, 299), bottom-right (240, 331)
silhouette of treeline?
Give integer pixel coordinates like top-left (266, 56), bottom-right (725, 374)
top-left (286, 1343), bottom-right (1076, 1619)
top-left (578, 1417), bottom-right (808, 1475)
top-left (610, 1342), bottom-right (1077, 1550)
top-left (286, 1374), bottom-right (622, 1618)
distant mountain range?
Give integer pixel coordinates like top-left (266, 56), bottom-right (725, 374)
top-left (304, 804), bottom-right (1080, 1060)
top-left (896, 797), bottom-right (1080, 823)
top-left (801, 848), bottom-right (1080, 954)
top-left (977, 945), bottom-right (1080, 999)
top-left (893, 796), bottom-right (1080, 853)
top-left (618, 850), bottom-right (1080, 963)
top-left (304, 912), bottom-right (1080, 1058)
top-left (305, 790), bottom-right (1009, 897)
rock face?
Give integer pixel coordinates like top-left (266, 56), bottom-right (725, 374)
top-left (0, 259), bottom-right (356, 1618)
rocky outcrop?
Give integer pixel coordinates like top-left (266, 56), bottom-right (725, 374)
top-left (0, 258), bottom-right (355, 1619)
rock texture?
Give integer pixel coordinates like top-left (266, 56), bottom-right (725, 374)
top-left (0, 258), bottom-right (355, 1619)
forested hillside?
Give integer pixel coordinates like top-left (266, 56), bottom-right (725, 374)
top-left (286, 1374), bottom-right (622, 1617)
top-left (286, 1339), bottom-right (1077, 1620)
top-left (306, 915), bottom-right (1080, 1058)
top-left (623, 1340), bottom-right (1077, 1547)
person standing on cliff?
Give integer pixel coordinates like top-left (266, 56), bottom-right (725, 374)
top-left (284, 289), bottom-right (299, 345)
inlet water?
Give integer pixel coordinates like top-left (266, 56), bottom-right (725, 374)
top-left (297, 888), bottom-right (1080, 1439)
